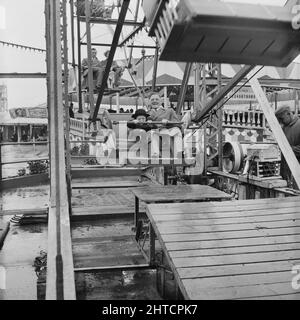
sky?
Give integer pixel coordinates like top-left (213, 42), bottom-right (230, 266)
top-left (0, 0), bottom-right (153, 109)
top-left (0, 0), bottom-right (299, 109)
top-left (0, 0), bottom-right (46, 109)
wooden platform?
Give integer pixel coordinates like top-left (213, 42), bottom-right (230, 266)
top-left (131, 184), bottom-right (232, 204)
top-left (131, 184), bottom-right (232, 227)
top-left (146, 196), bottom-right (300, 300)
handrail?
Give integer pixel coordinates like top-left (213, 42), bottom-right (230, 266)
top-left (0, 141), bottom-right (49, 146)
top-left (112, 120), bottom-right (183, 125)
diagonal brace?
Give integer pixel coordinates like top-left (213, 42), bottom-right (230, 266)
top-left (91, 0), bottom-right (130, 121)
top-left (194, 65), bottom-right (255, 122)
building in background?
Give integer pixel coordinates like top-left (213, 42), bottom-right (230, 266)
top-left (0, 83), bottom-right (8, 112)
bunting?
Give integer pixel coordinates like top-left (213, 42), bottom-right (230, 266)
top-left (0, 40), bottom-right (46, 53)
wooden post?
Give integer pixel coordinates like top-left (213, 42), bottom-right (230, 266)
top-left (82, 116), bottom-right (85, 141)
top-left (116, 92), bottom-right (120, 113)
top-left (164, 86), bottom-right (168, 108)
top-left (238, 184), bottom-right (247, 200)
top-left (62, 0), bottom-right (72, 216)
top-left (248, 71), bottom-right (300, 189)
top-left (17, 126), bottom-right (21, 142)
top-left (0, 143), bottom-right (2, 181)
top-left (149, 223), bottom-right (156, 267)
top-left (45, 0), bottom-right (75, 300)
top-left (3, 126), bottom-right (9, 141)
top-left (194, 63), bottom-right (200, 112)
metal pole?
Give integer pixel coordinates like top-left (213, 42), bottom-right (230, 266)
top-left (0, 144), bottom-right (2, 181)
top-left (76, 0), bottom-right (83, 113)
top-left (142, 48), bottom-right (145, 107)
top-left (81, 42), bottom-right (156, 49)
top-left (62, 0), bottom-right (72, 216)
top-left (151, 41), bottom-right (159, 92)
top-left (194, 63), bottom-right (200, 113)
top-left (70, 0), bottom-right (76, 68)
top-left (176, 62), bottom-right (192, 115)
top-left (91, 0), bottom-right (130, 121)
top-left (84, 0), bottom-right (94, 112)
top-left (217, 64), bottom-right (223, 171)
top-left (128, 0), bottom-right (141, 67)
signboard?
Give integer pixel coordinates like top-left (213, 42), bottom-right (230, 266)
top-left (9, 106), bottom-right (48, 119)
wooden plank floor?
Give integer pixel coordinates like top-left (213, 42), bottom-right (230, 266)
top-left (72, 176), bottom-right (149, 189)
top-left (71, 219), bottom-right (147, 269)
top-left (146, 196), bottom-right (300, 300)
top-left (71, 185), bottom-right (146, 219)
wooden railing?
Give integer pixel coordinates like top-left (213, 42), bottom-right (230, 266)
top-left (70, 118), bottom-right (88, 133)
top-left (222, 109), bottom-right (266, 129)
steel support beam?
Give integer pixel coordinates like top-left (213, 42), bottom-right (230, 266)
top-left (194, 65), bottom-right (255, 122)
top-left (0, 73), bottom-right (46, 78)
top-left (91, 0), bottom-right (130, 121)
top-left (151, 41), bottom-right (159, 92)
top-left (118, 23), bottom-right (144, 47)
top-left (129, 0), bottom-right (142, 67)
top-left (70, 0), bottom-right (76, 68)
top-left (76, 0), bottom-right (83, 113)
top-left (176, 63), bottom-right (192, 114)
top-left (78, 16), bottom-right (143, 26)
top-left (80, 42), bottom-right (156, 49)
top-left (84, 0), bottom-right (94, 111)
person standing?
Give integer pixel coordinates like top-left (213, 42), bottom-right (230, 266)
top-left (69, 103), bottom-right (74, 118)
top-left (275, 105), bottom-right (300, 189)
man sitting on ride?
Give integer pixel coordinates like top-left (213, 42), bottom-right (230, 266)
top-left (147, 93), bottom-right (183, 159)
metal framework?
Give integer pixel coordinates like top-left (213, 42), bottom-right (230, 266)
top-left (91, 0), bottom-right (130, 120)
top-left (189, 63), bottom-right (224, 174)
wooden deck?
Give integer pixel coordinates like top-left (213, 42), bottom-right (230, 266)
top-left (131, 184), bottom-right (232, 228)
top-left (131, 185), bottom-right (232, 203)
top-left (146, 196), bottom-right (300, 300)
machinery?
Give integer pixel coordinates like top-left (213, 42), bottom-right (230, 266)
top-left (222, 141), bottom-right (281, 178)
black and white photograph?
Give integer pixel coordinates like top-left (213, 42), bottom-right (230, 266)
top-left (1, 0), bottom-right (300, 305)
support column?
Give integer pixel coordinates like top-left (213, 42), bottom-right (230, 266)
top-left (84, 0), bottom-right (94, 112)
top-left (45, 0), bottom-right (75, 300)
top-left (17, 126), bottom-right (21, 142)
top-left (164, 86), bottom-right (168, 108)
